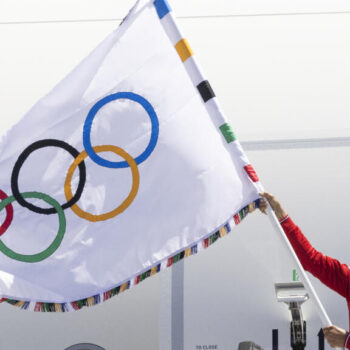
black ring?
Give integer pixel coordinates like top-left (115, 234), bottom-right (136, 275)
top-left (11, 139), bottom-right (86, 215)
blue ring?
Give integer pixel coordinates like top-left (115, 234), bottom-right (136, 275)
top-left (83, 92), bottom-right (159, 168)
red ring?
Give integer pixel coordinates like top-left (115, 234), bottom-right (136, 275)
top-left (0, 189), bottom-right (14, 236)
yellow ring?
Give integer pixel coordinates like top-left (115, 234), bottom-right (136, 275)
top-left (64, 145), bottom-right (139, 222)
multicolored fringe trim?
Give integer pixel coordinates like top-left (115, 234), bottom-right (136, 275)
top-left (2, 199), bottom-right (260, 312)
top-left (5, 299), bottom-right (30, 310)
top-left (34, 302), bottom-right (68, 312)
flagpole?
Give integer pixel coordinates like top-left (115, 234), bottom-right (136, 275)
top-left (266, 206), bottom-right (332, 327)
top-left (154, 0), bottom-right (333, 329)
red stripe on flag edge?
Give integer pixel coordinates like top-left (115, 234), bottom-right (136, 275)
top-left (3, 199), bottom-right (260, 312)
top-left (244, 164), bottom-right (259, 182)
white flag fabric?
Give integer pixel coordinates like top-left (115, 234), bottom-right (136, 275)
top-left (0, 0), bottom-right (261, 311)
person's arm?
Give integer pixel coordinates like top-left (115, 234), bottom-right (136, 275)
top-left (259, 192), bottom-right (350, 349)
top-left (259, 192), bottom-right (350, 298)
top-left (280, 217), bottom-right (350, 349)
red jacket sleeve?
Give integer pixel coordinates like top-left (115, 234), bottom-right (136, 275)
top-left (280, 216), bottom-right (350, 300)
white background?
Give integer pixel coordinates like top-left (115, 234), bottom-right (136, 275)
top-left (0, 0), bottom-right (350, 349)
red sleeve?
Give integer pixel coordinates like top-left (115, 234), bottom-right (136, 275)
top-left (345, 332), bottom-right (350, 349)
top-left (280, 216), bottom-right (350, 299)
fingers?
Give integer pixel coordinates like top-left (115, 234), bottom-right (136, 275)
top-left (258, 192), bottom-right (273, 215)
top-left (259, 192), bottom-right (274, 200)
top-left (259, 198), bottom-right (268, 214)
top-left (322, 325), bottom-right (348, 348)
top-left (323, 326), bottom-right (334, 333)
top-left (259, 192), bottom-right (279, 208)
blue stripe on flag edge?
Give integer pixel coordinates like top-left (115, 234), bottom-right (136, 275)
top-left (154, 0), bottom-right (172, 19)
top-left (3, 199), bottom-right (260, 312)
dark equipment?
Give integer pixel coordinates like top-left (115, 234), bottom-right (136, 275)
top-left (275, 282), bottom-right (309, 350)
top-left (238, 341), bottom-right (264, 350)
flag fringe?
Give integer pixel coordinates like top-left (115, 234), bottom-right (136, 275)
top-left (2, 199), bottom-right (260, 312)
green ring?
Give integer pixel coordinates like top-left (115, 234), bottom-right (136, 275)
top-left (0, 192), bottom-right (66, 263)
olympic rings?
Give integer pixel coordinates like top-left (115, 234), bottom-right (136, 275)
top-left (1, 92), bottom-right (157, 263)
top-left (11, 139), bottom-right (86, 214)
top-left (0, 190), bottom-right (14, 237)
top-left (83, 92), bottom-right (159, 169)
top-left (11, 139), bottom-right (86, 215)
top-left (0, 192), bottom-right (66, 263)
top-left (64, 145), bottom-right (140, 222)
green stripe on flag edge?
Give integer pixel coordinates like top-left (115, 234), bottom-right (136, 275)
top-left (4, 200), bottom-right (260, 312)
top-left (5, 299), bottom-right (30, 310)
top-left (219, 123), bottom-right (236, 143)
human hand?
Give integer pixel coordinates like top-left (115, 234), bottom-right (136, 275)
top-left (323, 325), bottom-right (348, 348)
top-left (259, 192), bottom-right (287, 221)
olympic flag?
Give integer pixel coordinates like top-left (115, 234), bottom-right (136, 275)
top-left (0, 0), bottom-right (261, 311)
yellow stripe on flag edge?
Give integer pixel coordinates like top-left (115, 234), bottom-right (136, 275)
top-left (3, 199), bottom-right (260, 312)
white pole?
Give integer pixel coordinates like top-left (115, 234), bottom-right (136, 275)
top-left (267, 206), bottom-right (332, 327)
